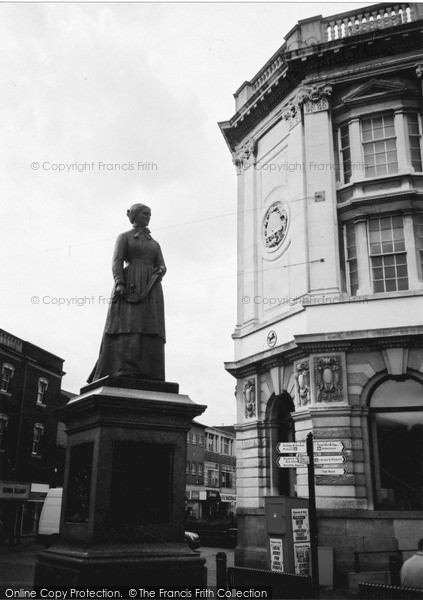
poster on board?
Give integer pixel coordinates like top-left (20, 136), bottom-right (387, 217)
top-left (269, 537), bottom-right (284, 572)
top-left (291, 507), bottom-right (310, 542)
top-left (293, 542), bottom-right (311, 576)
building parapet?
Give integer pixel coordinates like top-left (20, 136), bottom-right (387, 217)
top-left (0, 330), bottom-right (23, 353)
top-left (233, 3), bottom-right (423, 113)
top-left (325, 2), bottom-right (415, 41)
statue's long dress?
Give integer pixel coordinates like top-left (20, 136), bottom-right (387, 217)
top-left (88, 227), bottom-right (166, 383)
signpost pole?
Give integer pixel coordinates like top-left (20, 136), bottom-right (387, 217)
top-left (307, 432), bottom-right (319, 596)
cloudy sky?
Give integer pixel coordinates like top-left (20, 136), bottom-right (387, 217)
top-left (1, 1), bottom-right (367, 425)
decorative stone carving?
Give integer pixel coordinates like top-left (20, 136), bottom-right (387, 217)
top-left (281, 83), bottom-right (333, 129)
top-left (262, 202), bottom-right (288, 251)
top-left (295, 362), bottom-right (310, 406)
top-left (302, 84), bottom-right (332, 114)
top-left (315, 356), bottom-right (343, 403)
top-left (416, 64), bottom-right (423, 78)
top-left (281, 100), bottom-right (301, 129)
top-left (243, 378), bottom-right (256, 418)
top-left (232, 138), bottom-right (257, 174)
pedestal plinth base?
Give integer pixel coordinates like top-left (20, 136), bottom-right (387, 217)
top-left (35, 382), bottom-right (207, 586)
top-left (35, 541), bottom-right (207, 586)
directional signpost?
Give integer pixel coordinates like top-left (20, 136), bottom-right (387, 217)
top-left (314, 467), bottom-right (346, 476)
top-left (277, 442), bottom-right (306, 454)
top-left (313, 440), bottom-right (344, 453)
top-left (277, 440), bottom-right (345, 454)
top-left (313, 455), bottom-right (345, 465)
top-left (277, 456), bottom-right (309, 468)
top-left (276, 434), bottom-right (348, 593)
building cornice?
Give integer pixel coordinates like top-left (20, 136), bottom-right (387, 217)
top-left (220, 17), bottom-right (423, 151)
top-left (225, 325), bottom-right (423, 378)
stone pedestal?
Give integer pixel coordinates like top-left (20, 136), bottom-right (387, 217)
top-left (34, 378), bottom-right (207, 585)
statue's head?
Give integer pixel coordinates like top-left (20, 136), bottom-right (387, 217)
top-left (127, 203), bottom-right (151, 225)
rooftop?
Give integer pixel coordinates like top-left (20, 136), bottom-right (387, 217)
top-left (220, 2), bottom-right (423, 149)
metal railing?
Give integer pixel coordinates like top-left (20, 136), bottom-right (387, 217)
top-left (359, 582), bottom-right (423, 599)
top-left (227, 566), bottom-right (314, 599)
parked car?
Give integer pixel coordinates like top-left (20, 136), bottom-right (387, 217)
top-left (185, 531), bottom-right (201, 551)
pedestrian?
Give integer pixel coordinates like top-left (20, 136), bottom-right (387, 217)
top-left (401, 539), bottom-right (423, 588)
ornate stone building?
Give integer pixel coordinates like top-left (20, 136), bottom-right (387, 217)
top-left (220, 2), bottom-right (423, 580)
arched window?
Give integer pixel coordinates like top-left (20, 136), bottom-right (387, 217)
top-left (370, 377), bottom-right (423, 510)
top-left (1, 363), bottom-right (14, 393)
top-left (0, 413), bottom-right (8, 450)
top-left (37, 378), bottom-right (48, 406)
top-left (32, 423), bottom-right (45, 456)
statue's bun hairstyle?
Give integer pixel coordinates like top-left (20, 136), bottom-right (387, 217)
top-left (127, 203), bottom-right (150, 224)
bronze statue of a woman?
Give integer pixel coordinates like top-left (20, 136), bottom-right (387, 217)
top-left (88, 203), bottom-right (166, 382)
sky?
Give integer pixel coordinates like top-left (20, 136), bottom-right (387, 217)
top-left (0, 0), bottom-right (369, 426)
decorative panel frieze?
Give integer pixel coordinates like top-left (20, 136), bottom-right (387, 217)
top-left (232, 138), bottom-right (257, 174)
top-left (295, 361), bottom-right (310, 408)
top-left (314, 356), bottom-right (344, 403)
top-left (243, 376), bottom-right (257, 419)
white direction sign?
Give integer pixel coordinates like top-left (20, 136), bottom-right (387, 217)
top-left (277, 440), bottom-right (344, 454)
top-left (314, 455), bottom-right (346, 465)
top-left (314, 467), bottom-right (345, 476)
top-left (277, 456), bottom-right (310, 468)
top-left (277, 442), bottom-right (306, 454)
top-left (313, 440), bottom-right (344, 453)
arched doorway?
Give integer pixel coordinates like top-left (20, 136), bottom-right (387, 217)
top-left (369, 376), bottom-right (423, 510)
top-left (267, 391), bottom-right (295, 496)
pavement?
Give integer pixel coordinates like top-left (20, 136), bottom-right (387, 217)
top-left (0, 542), bottom-right (234, 589)
top-left (0, 543), bottom-right (353, 598)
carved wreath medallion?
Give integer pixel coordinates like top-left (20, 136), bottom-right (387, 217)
top-left (262, 202), bottom-right (288, 251)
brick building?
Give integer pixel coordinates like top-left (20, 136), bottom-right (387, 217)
top-left (186, 422), bottom-right (236, 519)
top-left (0, 329), bottom-right (67, 542)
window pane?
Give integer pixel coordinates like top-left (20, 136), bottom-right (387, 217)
top-left (362, 115), bottom-right (398, 179)
top-left (369, 217), bottom-right (408, 292)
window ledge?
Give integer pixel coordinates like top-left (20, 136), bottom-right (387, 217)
top-left (355, 289), bottom-right (423, 302)
top-left (36, 402), bottom-right (46, 408)
top-left (0, 391), bottom-right (11, 397)
top-left (31, 454), bottom-right (42, 459)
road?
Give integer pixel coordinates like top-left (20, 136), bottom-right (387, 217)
top-left (0, 543), bottom-right (234, 588)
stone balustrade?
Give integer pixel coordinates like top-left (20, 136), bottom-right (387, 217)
top-left (325, 3), bottom-right (414, 41)
top-left (251, 55), bottom-right (285, 93)
top-left (234, 2), bottom-right (422, 113)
